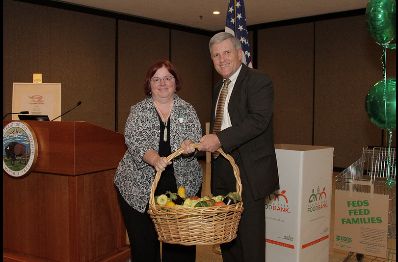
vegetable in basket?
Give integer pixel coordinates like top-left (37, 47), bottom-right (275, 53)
top-left (156, 194), bottom-right (168, 206)
top-left (165, 191), bottom-right (185, 205)
top-left (156, 188), bottom-right (240, 207)
top-left (223, 192), bottom-right (242, 205)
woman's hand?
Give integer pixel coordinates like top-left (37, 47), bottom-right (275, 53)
top-left (144, 150), bottom-right (171, 172)
top-left (152, 155), bottom-right (171, 172)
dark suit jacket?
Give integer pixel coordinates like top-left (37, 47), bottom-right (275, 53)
top-left (213, 64), bottom-right (279, 200)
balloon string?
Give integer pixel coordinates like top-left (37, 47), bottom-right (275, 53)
top-left (381, 48), bottom-right (394, 187)
top-left (385, 129), bottom-right (393, 181)
top-left (381, 47), bottom-right (386, 80)
top-left (381, 47), bottom-right (389, 129)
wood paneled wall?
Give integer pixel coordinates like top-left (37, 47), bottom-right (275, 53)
top-left (3, 0), bottom-right (396, 169)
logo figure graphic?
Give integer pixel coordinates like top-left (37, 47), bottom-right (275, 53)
top-left (273, 189), bottom-right (288, 204)
top-left (309, 186), bottom-right (327, 203)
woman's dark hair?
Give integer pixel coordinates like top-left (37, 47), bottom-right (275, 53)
top-left (144, 59), bottom-right (182, 96)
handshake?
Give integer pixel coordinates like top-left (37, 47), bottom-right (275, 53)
top-left (181, 134), bottom-right (222, 154)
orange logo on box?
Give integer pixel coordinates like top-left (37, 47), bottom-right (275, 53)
top-left (265, 189), bottom-right (290, 213)
top-left (273, 190), bottom-right (288, 204)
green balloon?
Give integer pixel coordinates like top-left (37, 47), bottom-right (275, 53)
top-left (365, 78), bottom-right (396, 129)
top-left (366, 0), bottom-right (396, 46)
top-left (386, 177), bottom-right (396, 188)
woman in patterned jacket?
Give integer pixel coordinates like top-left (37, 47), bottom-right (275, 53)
top-left (114, 59), bottom-right (202, 262)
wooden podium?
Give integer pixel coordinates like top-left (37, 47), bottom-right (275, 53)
top-left (3, 121), bottom-right (130, 262)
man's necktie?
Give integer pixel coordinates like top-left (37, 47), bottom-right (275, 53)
top-left (212, 79), bottom-right (231, 158)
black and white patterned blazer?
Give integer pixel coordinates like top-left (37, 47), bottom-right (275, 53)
top-left (114, 95), bottom-right (203, 213)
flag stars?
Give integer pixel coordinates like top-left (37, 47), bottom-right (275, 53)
top-left (226, 0), bottom-right (252, 67)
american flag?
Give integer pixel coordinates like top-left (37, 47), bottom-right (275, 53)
top-left (225, 0), bottom-right (253, 68)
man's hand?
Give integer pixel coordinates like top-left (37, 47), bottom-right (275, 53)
top-left (198, 134), bottom-right (221, 152)
top-left (181, 140), bottom-right (196, 155)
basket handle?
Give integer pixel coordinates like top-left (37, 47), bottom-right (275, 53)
top-left (149, 143), bottom-right (242, 209)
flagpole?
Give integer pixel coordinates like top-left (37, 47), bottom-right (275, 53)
top-left (234, 0), bottom-right (237, 32)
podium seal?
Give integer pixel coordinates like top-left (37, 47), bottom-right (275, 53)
top-left (3, 121), bottom-right (38, 177)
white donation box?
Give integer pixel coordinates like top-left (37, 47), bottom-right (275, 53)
top-left (265, 144), bottom-right (334, 262)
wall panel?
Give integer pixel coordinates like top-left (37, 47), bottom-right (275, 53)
top-left (170, 30), bottom-right (213, 132)
top-left (117, 21), bottom-right (169, 132)
top-left (257, 23), bottom-right (314, 145)
top-left (314, 15), bottom-right (389, 168)
top-left (3, 0), bottom-right (51, 115)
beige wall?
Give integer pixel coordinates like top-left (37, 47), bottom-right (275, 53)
top-left (3, 0), bottom-right (396, 169)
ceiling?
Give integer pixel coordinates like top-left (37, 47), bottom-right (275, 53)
top-left (59, 0), bottom-right (368, 31)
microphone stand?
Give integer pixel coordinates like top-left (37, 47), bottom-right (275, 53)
top-left (51, 101), bottom-right (82, 121)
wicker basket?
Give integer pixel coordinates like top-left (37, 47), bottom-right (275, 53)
top-left (148, 143), bottom-right (243, 245)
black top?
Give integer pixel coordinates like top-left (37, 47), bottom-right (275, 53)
top-left (154, 114), bottom-right (177, 195)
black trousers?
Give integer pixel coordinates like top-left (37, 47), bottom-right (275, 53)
top-left (116, 187), bottom-right (196, 262)
top-left (212, 156), bottom-right (266, 262)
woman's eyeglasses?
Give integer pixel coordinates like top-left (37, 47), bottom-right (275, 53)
top-left (151, 75), bottom-right (175, 84)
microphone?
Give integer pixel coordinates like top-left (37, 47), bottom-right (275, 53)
top-left (3, 111), bottom-right (29, 120)
top-left (51, 101), bottom-right (82, 121)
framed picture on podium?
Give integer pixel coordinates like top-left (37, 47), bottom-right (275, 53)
top-left (12, 83), bottom-right (61, 121)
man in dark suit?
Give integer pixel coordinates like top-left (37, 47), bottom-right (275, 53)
top-left (198, 32), bottom-right (279, 262)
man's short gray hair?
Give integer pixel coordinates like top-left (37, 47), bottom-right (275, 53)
top-left (209, 32), bottom-right (242, 52)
